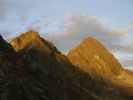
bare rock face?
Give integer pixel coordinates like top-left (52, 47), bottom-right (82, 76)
top-left (0, 31), bottom-right (131, 100)
top-left (68, 37), bottom-right (123, 78)
top-left (10, 30), bottom-right (58, 54)
top-left (67, 37), bottom-right (133, 97)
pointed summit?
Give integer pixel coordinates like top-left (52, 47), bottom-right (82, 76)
top-left (82, 37), bottom-right (100, 43)
top-left (82, 37), bottom-right (104, 46)
top-left (10, 30), bottom-right (58, 54)
top-left (10, 30), bottom-right (40, 51)
top-left (73, 37), bottom-right (108, 53)
top-left (68, 37), bottom-right (123, 77)
top-left (20, 30), bottom-right (40, 39)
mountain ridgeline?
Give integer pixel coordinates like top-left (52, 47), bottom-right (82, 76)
top-left (0, 31), bottom-right (132, 100)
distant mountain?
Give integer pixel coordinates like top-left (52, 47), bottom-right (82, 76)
top-left (67, 37), bottom-right (133, 96)
top-left (67, 37), bottom-right (123, 78)
top-left (0, 31), bottom-right (132, 100)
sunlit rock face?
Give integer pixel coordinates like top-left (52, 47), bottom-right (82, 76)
top-left (0, 31), bottom-right (131, 100)
top-left (68, 37), bottom-right (133, 96)
top-left (68, 37), bottom-right (123, 78)
top-left (10, 30), bottom-right (58, 54)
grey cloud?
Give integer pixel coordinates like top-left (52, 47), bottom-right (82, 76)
top-left (65, 16), bottom-right (109, 35)
top-left (62, 15), bottom-right (123, 51)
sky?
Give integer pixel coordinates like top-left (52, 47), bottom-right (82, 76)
top-left (0, 0), bottom-right (133, 69)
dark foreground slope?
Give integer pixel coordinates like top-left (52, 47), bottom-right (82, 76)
top-left (0, 31), bottom-right (131, 100)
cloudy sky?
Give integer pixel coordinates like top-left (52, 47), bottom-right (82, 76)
top-left (0, 0), bottom-right (133, 69)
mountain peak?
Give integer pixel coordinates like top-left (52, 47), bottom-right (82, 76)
top-left (68, 37), bottom-right (123, 77)
top-left (79, 37), bottom-right (106, 50)
top-left (83, 37), bottom-right (97, 42)
top-left (83, 37), bottom-right (101, 44)
top-left (22, 30), bottom-right (40, 38)
top-left (14, 30), bottom-right (40, 41)
top-left (10, 30), bottom-right (41, 52)
top-left (10, 30), bottom-right (59, 55)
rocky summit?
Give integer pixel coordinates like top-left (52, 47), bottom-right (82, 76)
top-left (67, 37), bottom-right (133, 96)
top-left (67, 37), bottom-right (123, 77)
top-left (0, 31), bottom-right (132, 100)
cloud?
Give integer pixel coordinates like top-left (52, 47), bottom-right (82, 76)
top-left (111, 23), bottom-right (133, 36)
top-left (64, 16), bottom-right (109, 36)
top-left (60, 15), bottom-right (125, 51)
top-left (64, 15), bottom-right (128, 36)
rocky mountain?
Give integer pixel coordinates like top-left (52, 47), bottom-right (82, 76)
top-left (67, 37), bottom-right (133, 96)
top-left (67, 37), bottom-right (123, 78)
top-left (11, 30), bottom-right (58, 54)
top-left (0, 31), bottom-right (132, 100)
